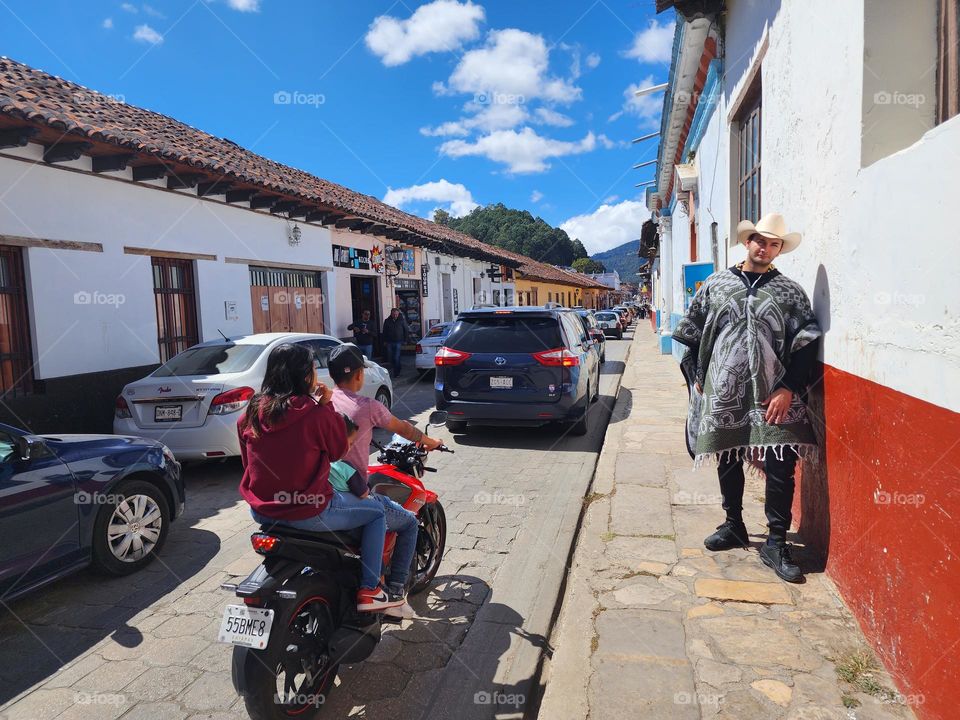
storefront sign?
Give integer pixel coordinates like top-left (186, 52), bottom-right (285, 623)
top-left (453, 288), bottom-right (459, 314)
top-left (421, 264), bottom-right (429, 296)
top-left (402, 249), bottom-right (415, 274)
top-left (394, 279), bottom-right (419, 291)
top-left (333, 244), bottom-right (370, 270)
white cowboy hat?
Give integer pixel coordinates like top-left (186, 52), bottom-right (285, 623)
top-left (736, 212), bottom-right (802, 253)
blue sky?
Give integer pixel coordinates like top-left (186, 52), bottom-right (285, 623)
top-left (0, 0), bottom-right (673, 254)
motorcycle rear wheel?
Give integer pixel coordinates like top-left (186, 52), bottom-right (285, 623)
top-left (237, 580), bottom-right (340, 720)
top-left (409, 500), bottom-right (446, 595)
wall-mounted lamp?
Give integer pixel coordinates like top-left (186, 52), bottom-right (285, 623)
top-left (384, 244), bottom-right (406, 277)
top-left (288, 224), bottom-right (302, 246)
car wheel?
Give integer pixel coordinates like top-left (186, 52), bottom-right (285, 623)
top-left (445, 419), bottom-right (468, 433)
top-left (91, 479), bottom-right (171, 576)
top-left (375, 387), bottom-right (391, 408)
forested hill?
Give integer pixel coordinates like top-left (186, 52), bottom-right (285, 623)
top-left (434, 204), bottom-right (588, 267)
top-left (590, 241), bottom-right (640, 281)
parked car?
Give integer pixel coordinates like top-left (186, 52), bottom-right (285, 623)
top-left (612, 306), bottom-right (632, 326)
top-left (575, 309), bottom-right (606, 364)
top-left (415, 322), bottom-right (454, 372)
top-left (114, 333), bottom-right (393, 461)
top-left (0, 423), bottom-right (184, 600)
top-left (434, 306), bottom-right (601, 435)
top-left (595, 311), bottom-right (623, 339)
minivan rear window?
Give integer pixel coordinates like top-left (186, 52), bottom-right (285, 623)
top-left (153, 344), bottom-right (265, 377)
top-left (446, 316), bottom-right (562, 353)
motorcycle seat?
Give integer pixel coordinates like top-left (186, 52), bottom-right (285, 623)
top-left (258, 524), bottom-right (361, 552)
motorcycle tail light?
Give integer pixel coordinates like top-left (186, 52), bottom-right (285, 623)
top-left (251, 533), bottom-right (279, 554)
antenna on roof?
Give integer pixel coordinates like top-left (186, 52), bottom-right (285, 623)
top-left (218, 329), bottom-right (229, 341)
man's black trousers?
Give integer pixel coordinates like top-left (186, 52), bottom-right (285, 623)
top-left (717, 447), bottom-right (797, 544)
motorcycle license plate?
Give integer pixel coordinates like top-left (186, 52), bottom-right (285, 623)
top-left (218, 605), bottom-right (274, 649)
top-left (154, 405), bottom-right (182, 422)
top-left (490, 376), bottom-right (513, 389)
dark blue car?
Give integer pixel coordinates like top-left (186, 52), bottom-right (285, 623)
top-left (0, 423), bottom-right (185, 601)
top-left (434, 306), bottom-right (601, 435)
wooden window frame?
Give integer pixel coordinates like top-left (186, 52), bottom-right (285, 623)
top-left (152, 256), bottom-right (199, 364)
top-left (0, 246), bottom-right (34, 397)
top-left (736, 85), bottom-right (762, 224)
top-left (937, 0), bottom-right (959, 124)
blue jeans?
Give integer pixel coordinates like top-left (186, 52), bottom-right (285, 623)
top-left (385, 342), bottom-right (402, 375)
top-left (251, 492), bottom-right (385, 590)
top-left (358, 344), bottom-right (374, 360)
top-left (373, 494), bottom-right (418, 589)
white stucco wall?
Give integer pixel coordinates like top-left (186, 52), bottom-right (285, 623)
top-left (0, 146), bottom-right (333, 379)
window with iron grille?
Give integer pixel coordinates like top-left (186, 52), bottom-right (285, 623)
top-left (152, 257), bottom-right (199, 363)
top-left (0, 246), bottom-right (33, 397)
top-left (736, 86), bottom-right (762, 224)
top-left (938, 0), bottom-right (959, 123)
top-left (249, 267), bottom-right (323, 288)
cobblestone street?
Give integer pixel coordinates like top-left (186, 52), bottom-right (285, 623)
top-left (0, 333), bottom-right (633, 720)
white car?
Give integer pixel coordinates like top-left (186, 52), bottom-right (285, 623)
top-left (594, 311), bottom-right (623, 339)
top-left (113, 333), bottom-right (393, 461)
top-left (415, 322), bottom-right (454, 371)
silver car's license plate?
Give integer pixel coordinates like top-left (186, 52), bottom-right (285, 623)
top-left (218, 605), bottom-right (274, 648)
top-left (490, 376), bottom-right (513, 389)
top-left (154, 405), bottom-right (182, 422)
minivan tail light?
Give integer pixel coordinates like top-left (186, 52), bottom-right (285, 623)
top-left (533, 348), bottom-right (580, 367)
top-left (209, 386), bottom-right (255, 415)
top-left (115, 395), bottom-right (132, 419)
top-left (435, 347), bottom-right (471, 366)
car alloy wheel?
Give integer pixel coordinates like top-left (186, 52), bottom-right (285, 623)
top-left (375, 387), bottom-right (391, 408)
top-left (107, 494), bottom-right (163, 563)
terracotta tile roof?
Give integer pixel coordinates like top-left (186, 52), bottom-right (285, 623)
top-left (0, 56), bottom-right (606, 289)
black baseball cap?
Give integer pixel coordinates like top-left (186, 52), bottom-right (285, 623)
top-left (328, 343), bottom-right (366, 384)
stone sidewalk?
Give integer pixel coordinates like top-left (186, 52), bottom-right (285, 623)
top-left (538, 331), bottom-right (917, 720)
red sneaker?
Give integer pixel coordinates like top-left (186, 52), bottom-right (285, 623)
top-left (357, 587), bottom-right (403, 613)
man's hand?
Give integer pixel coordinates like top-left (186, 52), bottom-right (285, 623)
top-left (420, 435), bottom-right (443, 451)
top-left (761, 388), bottom-right (793, 424)
top-left (314, 382), bottom-right (333, 405)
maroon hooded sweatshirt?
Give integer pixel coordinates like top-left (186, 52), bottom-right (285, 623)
top-left (238, 396), bottom-right (348, 520)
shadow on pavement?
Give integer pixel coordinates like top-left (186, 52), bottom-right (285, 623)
top-left (0, 525), bottom-right (221, 704)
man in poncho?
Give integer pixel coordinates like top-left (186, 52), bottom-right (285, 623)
top-left (672, 213), bottom-right (821, 583)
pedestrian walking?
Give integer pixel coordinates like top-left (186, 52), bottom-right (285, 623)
top-left (381, 307), bottom-right (410, 377)
top-left (348, 309), bottom-right (375, 359)
top-left (672, 212), bottom-right (821, 583)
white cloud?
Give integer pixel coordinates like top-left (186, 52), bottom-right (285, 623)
top-left (586, 52), bottom-right (601, 69)
top-left (608, 76), bottom-right (662, 128)
top-left (121, 3), bottom-right (137, 12)
top-left (143, 4), bottom-right (164, 18)
top-left (623, 19), bottom-right (674, 64)
top-left (603, 194), bottom-right (619, 204)
top-left (560, 200), bottom-right (649, 255)
top-left (366, 0), bottom-right (484, 66)
top-left (445, 28), bottom-right (580, 104)
top-left (421, 101), bottom-right (528, 137)
top-left (440, 128), bottom-right (598, 174)
top-left (534, 107), bottom-right (574, 127)
top-left (530, 190), bottom-right (544, 203)
top-left (102, 17), bottom-right (114, 29)
top-left (383, 179), bottom-right (479, 217)
top-left (227, 0), bottom-right (261, 10)
top-left (133, 24), bottom-right (163, 44)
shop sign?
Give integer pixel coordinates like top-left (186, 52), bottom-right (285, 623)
top-left (333, 244), bottom-right (370, 270)
top-left (421, 264), bottom-right (429, 296)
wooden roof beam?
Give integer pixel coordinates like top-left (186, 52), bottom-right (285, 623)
top-left (43, 141), bottom-right (92, 164)
top-left (91, 153), bottom-right (135, 173)
top-left (0, 127), bottom-right (38, 149)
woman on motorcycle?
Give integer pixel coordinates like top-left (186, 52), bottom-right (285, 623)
top-left (237, 343), bottom-right (402, 613)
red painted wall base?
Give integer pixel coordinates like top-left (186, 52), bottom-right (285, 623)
top-left (795, 364), bottom-right (960, 720)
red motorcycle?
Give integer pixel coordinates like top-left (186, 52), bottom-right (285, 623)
top-left (220, 411), bottom-right (452, 720)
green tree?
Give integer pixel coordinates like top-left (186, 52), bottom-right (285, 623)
top-left (572, 258), bottom-right (606, 274)
top-left (571, 239), bottom-right (588, 260)
top-left (433, 208), bottom-right (452, 226)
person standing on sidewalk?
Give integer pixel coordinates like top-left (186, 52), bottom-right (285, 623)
top-left (348, 309), bottom-right (375, 359)
top-left (672, 213), bottom-right (821, 583)
top-left (381, 307), bottom-right (410, 377)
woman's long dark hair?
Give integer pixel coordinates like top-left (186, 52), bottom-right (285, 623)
top-left (242, 343), bottom-right (315, 438)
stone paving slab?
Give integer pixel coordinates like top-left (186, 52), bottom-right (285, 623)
top-left (538, 331), bottom-right (917, 720)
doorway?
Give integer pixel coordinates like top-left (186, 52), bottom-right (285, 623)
top-left (350, 275), bottom-right (381, 352)
top-left (249, 266), bottom-right (325, 335)
top-left (440, 273), bottom-right (453, 322)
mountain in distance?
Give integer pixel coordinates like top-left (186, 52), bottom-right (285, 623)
top-left (591, 240), bottom-right (641, 281)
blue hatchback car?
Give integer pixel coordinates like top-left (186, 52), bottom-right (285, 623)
top-left (0, 423), bottom-right (184, 601)
top-left (434, 306), bottom-right (601, 435)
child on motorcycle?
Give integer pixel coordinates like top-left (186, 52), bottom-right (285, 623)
top-left (328, 344), bottom-right (442, 617)
top-left (237, 343), bottom-right (402, 613)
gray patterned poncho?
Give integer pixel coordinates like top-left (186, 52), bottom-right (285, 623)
top-left (672, 267), bottom-right (821, 467)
